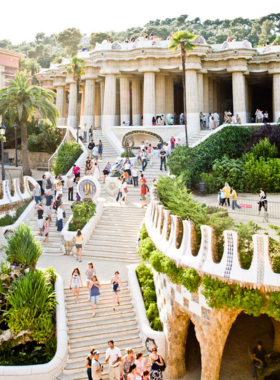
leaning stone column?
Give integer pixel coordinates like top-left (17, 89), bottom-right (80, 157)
top-left (100, 80), bottom-right (105, 128)
top-left (56, 86), bottom-right (65, 126)
top-left (95, 84), bottom-right (101, 128)
top-left (273, 72), bottom-right (280, 122)
top-left (165, 76), bottom-right (174, 116)
top-left (203, 76), bottom-right (209, 127)
top-left (197, 73), bottom-right (203, 114)
top-left (155, 74), bottom-right (166, 120)
top-left (143, 71), bottom-right (156, 125)
top-left (132, 78), bottom-right (141, 126)
top-left (229, 66), bottom-right (247, 124)
top-left (185, 69), bottom-right (200, 138)
top-left (83, 78), bottom-right (95, 127)
top-left (103, 74), bottom-right (116, 130)
top-left (67, 81), bottom-right (78, 128)
top-left (120, 76), bottom-right (131, 124)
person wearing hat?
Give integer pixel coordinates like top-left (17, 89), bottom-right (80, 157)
top-left (91, 350), bottom-right (103, 380)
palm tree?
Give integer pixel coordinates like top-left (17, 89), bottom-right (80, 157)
top-left (66, 56), bottom-right (86, 128)
top-left (0, 70), bottom-right (59, 175)
top-left (169, 31), bottom-right (196, 146)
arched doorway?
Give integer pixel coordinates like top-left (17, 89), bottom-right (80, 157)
top-left (220, 313), bottom-right (275, 379)
top-left (185, 321), bottom-right (202, 380)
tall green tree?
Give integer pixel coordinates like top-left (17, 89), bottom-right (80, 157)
top-left (90, 32), bottom-right (113, 48)
top-left (66, 56), bottom-right (86, 128)
top-left (56, 28), bottom-right (82, 56)
top-left (169, 30), bottom-right (196, 146)
top-left (0, 70), bottom-right (59, 175)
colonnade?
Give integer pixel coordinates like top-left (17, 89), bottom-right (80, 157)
top-left (52, 69), bottom-right (280, 137)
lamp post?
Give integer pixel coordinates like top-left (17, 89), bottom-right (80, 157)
top-left (14, 122), bottom-right (18, 167)
top-left (0, 124), bottom-right (5, 181)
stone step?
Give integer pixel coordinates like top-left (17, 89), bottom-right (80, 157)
top-left (81, 253), bottom-right (140, 262)
top-left (86, 240), bottom-right (138, 249)
top-left (65, 287), bottom-right (130, 303)
top-left (65, 294), bottom-right (131, 309)
top-left (67, 308), bottom-right (135, 326)
top-left (66, 301), bottom-right (132, 318)
top-left (64, 282), bottom-right (128, 294)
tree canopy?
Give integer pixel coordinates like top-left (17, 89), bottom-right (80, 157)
top-left (1, 13), bottom-right (279, 71)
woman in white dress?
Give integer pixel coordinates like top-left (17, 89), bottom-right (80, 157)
top-left (93, 163), bottom-right (99, 181)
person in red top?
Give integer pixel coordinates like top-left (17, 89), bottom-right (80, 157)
top-left (140, 181), bottom-right (148, 208)
top-left (72, 164), bottom-right (81, 183)
top-left (139, 173), bottom-right (146, 187)
top-left (170, 136), bottom-right (176, 152)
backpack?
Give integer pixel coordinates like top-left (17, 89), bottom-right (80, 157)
top-left (160, 356), bottom-right (166, 372)
top-left (53, 201), bottom-right (57, 210)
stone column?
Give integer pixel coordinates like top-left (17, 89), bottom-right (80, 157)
top-left (208, 77), bottom-right (213, 114)
top-left (165, 76), bottom-right (174, 116)
top-left (155, 74), bottom-right (166, 120)
top-left (213, 80), bottom-right (217, 112)
top-left (56, 86), bottom-right (65, 126)
top-left (185, 69), bottom-right (200, 138)
top-left (273, 73), bottom-right (280, 122)
top-left (120, 76), bottom-right (131, 124)
top-left (132, 78), bottom-right (141, 126)
top-left (100, 80), bottom-right (105, 128)
top-left (103, 74), bottom-right (116, 129)
top-left (217, 82), bottom-right (221, 122)
top-left (232, 71), bottom-right (247, 124)
top-left (95, 85), bottom-right (101, 128)
top-left (197, 73), bottom-right (203, 114)
top-left (143, 72), bottom-right (156, 125)
top-left (245, 77), bottom-right (250, 123)
top-left (83, 79), bottom-right (95, 127)
top-left (80, 86), bottom-right (85, 126)
top-left (68, 81), bottom-right (78, 128)
top-left (203, 76), bottom-right (209, 127)
top-left (115, 79), bottom-right (120, 126)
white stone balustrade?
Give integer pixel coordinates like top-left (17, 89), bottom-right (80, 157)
top-left (0, 176), bottom-right (37, 207)
top-left (145, 189), bottom-right (280, 290)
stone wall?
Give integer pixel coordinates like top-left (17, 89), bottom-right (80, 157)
top-left (4, 150), bottom-right (52, 169)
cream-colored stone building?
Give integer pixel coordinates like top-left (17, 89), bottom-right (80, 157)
top-left (37, 37), bottom-right (280, 139)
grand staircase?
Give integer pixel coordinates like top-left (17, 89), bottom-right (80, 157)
top-left (56, 282), bottom-right (148, 380)
top-left (189, 129), bottom-right (213, 147)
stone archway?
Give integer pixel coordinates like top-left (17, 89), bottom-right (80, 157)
top-left (121, 130), bottom-right (163, 148)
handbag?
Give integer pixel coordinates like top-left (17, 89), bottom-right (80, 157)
top-left (124, 188), bottom-right (128, 193)
top-left (63, 211), bottom-right (66, 218)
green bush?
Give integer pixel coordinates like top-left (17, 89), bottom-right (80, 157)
top-left (52, 140), bottom-right (83, 175)
top-left (250, 137), bottom-right (278, 160)
top-left (181, 268), bottom-right (201, 293)
top-left (16, 199), bottom-right (32, 219)
top-left (136, 263), bottom-right (162, 331)
top-left (138, 237), bottom-right (155, 260)
top-left (3, 223), bottom-right (42, 270)
top-left (0, 215), bottom-right (15, 227)
top-left (4, 270), bottom-right (57, 343)
top-left (69, 201), bottom-right (96, 231)
top-left (236, 221), bottom-right (261, 269)
top-left (121, 151), bottom-right (135, 157)
top-left (139, 224), bottom-right (149, 240)
top-left (28, 123), bottom-right (61, 153)
top-left (168, 126), bottom-right (252, 184)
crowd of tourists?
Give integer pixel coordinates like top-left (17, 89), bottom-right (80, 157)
top-left (85, 340), bottom-right (165, 380)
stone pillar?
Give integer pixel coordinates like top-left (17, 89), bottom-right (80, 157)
top-left (95, 85), bottom-right (101, 128)
top-left (217, 82), bottom-right (221, 122)
top-left (213, 80), bottom-right (217, 112)
top-left (83, 79), bottom-right (95, 127)
top-left (185, 70), bottom-right (200, 138)
top-left (103, 74), bottom-right (116, 130)
top-left (208, 77), bottom-right (213, 114)
top-left (80, 86), bottom-right (85, 126)
top-left (273, 73), bottom-right (280, 122)
top-left (132, 78), bottom-right (141, 126)
top-left (245, 77), bottom-right (250, 123)
top-left (232, 71), bottom-right (247, 123)
top-left (165, 76), bottom-right (174, 116)
top-left (56, 86), bottom-right (65, 126)
top-left (68, 82), bottom-right (78, 128)
top-left (100, 80), bottom-right (105, 128)
top-left (155, 74), bottom-right (166, 120)
top-left (143, 72), bottom-right (156, 125)
top-left (194, 309), bottom-right (240, 380)
top-left (197, 73), bottom-right (203, 114)
top-left (203, 76), bottom-right (209, 127)
top-left (120, 76), bottom-right (131, 124)
top-left (115, 79), bottom-right (120, 126)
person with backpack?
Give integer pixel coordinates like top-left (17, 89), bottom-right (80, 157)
top-left (88, 140), bottom-right (95, 159)
top-left (148, 347), bottom-right (165, 380)
top-left (140, 182), bottom-right (148, 208)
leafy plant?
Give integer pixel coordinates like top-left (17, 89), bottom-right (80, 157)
top-left (138, 237), bottom-right (155, 260)
top-left (0, 215), bottom-right (15, 227)
top-left (3, 223), bottom-right (42, 270)
top-left (121, 151), bottom-right (135, 157)
top-left (139, 224), bottom-right (149, 240)
top-left (52, 140), bottom-right (83, 175)
top-left (69, 201), bottom-right (96, 231)
top-left (250, 137), bottom-right (278, 160)
top-left (235, 221), bottom-right (261, 269)
top-left (181, 268), bottom-right (200, 293)
top-left (27, 123), bottom-right (61, 153)
top-left (4, 270), bottom-right (57, 343)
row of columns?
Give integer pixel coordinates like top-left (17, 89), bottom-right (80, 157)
top-left (54, 70), bottom-right (280, 134)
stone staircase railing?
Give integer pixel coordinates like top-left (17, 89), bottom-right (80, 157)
top-left (0, 176), bottom-right (37, 208)
top-left (145, 187), bottom-right (280, 291)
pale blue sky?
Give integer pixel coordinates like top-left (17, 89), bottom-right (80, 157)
top-left (1, 0), bottom-right (279, 44)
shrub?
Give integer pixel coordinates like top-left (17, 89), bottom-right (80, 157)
top-left (0, 215), bottom-right (15, 227)
top-left (136, 263), bottom-right (162, 331)
top-left (3, 223), bottom-right (42, 270)
top-left (139, 224), bottom-right (149, 240)
top-left (121, 151), bottom-right (135, 157)
top-left (181, 268), bottom-right (201, 293)
top-left (138, 237), bottom-right (155, 260)
top-left (16, 199), bottom-right (32, 219)
top-left (27, 123), bottom-right (61, 153)
top-left (250, 124), bottom-right (280, 157)
top-left (4, 270), bottom-right (57, 343)
top-left (235, 221), bottom-right (261, 269)
top-left (52, 140), bottom-right (83, 175)
top-left (250, 137), bottom-right (278, 160)
top-left (68, 201), bottom-right (96, 231)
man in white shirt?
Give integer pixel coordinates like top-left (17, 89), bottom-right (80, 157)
top-left (106, 340), bottom-right (122, 380)
top-left (213, 111), bottom-right (219, 128)
top-left (231, 115), bottom-right (237, 124)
